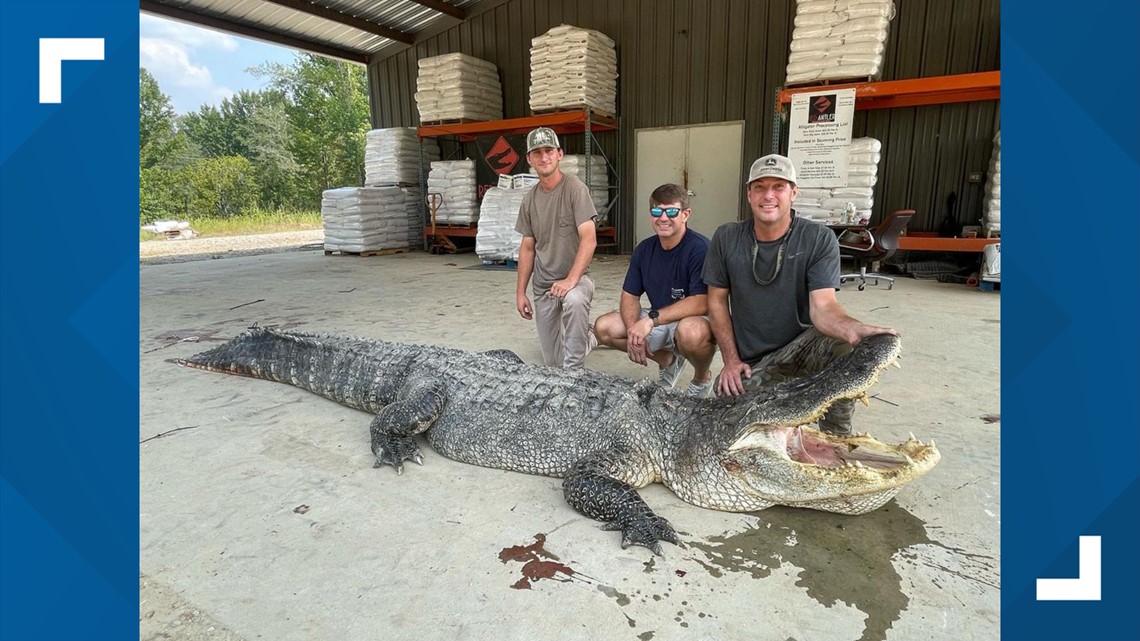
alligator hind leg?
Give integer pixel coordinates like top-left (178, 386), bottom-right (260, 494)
top-left (370, 378), bottom-right (446, 474)
top-left (562, 448), bottom-right (679, 555)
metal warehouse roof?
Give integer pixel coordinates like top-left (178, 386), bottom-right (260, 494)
top-left (139, 0), bottom-right (485, 63)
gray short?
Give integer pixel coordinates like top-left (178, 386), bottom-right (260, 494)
top-left (637, 309), bottom-right (678, 354)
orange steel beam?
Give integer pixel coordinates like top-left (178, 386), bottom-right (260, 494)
top-left (898, 236), bottom-right (999, 252)
top-left (779, 71), bottom-right (1000, 110)
top-left (418, 110), bottom-right (618, 141)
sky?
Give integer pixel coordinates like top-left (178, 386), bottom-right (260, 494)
top-left (139, 13), bottom-right (298, 114)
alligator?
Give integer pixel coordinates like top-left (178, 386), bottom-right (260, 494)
top-left (176, 328), bottom-right (940, 554)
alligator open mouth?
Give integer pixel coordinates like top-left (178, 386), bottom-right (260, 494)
top-left (784, 425), bottom-right (931, 469)
top-left (724, 423), bottom-right (941, 514)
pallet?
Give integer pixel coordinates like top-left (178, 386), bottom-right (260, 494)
top-left (978, 280), bottom-right (1001, 292)
top-left (481, 258), bottom-right (518, 268)
top-left (420, 118), bottom-right (480, 126)
top-left (530, 105), bottom-right (616, 120)
top-left (984, 229), bottom-right (1001, 239)
top-left (324, 247), bottom-right (411, 257)
top-left (784, 75), bottom-right (877, 89)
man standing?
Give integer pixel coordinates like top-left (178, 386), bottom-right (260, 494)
top-left (592, 184), bottom-right (716, 396)
top-left (515, 127), bottom-right (599, 368)
top-left (702, 154), bottom-right (896, 434)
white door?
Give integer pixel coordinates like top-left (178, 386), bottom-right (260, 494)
top-left (633, 121), bottom-right (745, 243)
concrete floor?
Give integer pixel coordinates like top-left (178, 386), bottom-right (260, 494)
top-left (140, 248), bottom-right (1000, 641)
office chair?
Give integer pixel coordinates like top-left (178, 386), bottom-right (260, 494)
top-left (838, 209), bottom-right (915, 290)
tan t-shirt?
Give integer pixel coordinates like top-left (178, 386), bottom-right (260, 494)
top-left (515, 172), bottom-right (597, 293)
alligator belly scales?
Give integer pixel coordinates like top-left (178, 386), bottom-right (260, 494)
top-left (177, 328), bottom-right (940, 554)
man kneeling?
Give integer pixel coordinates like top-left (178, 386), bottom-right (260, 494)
top-left (592, 184), bottom-right (716, 397)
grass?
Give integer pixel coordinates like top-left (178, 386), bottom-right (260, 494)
top-left (140, 208), bottom-right (322, 240)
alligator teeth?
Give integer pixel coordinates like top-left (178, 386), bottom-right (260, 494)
top-left (928, 439), bottom-right (936, 449)
top-left (908, 432), bottom-right (917, 442)
top-left (891, 358), bottom-right (902, 369)
top-left (853, 461), bottom-right (865, 468)
top-left (858, 394), bottom-right (870, 407)
top-left (904, 455), bottom-right (915, 465)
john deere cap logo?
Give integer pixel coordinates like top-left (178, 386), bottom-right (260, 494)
top-left (765, 158), bottom-right (777, 167)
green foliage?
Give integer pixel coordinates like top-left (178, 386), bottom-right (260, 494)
top-left (253, 54), bottom-right (370, 208)
top-left (188, 207), bottom-right (322, 237)
top-left (140, 54), bottom-right (370, 224)
top-left (140, 68), bottom-right (179, 170)
top-left (183, 156), bottom-right (261, 219)
top-left (140, 208), bottom-right (321, 240)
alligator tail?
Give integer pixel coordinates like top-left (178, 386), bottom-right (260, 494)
top-left (174, 328), bottom-right (390, 411)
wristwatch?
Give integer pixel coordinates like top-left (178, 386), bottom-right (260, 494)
top-left (647, 309), bottom-right (660, 326)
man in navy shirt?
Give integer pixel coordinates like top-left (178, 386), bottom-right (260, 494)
top-left (591, 184), bottom-right (716, 397)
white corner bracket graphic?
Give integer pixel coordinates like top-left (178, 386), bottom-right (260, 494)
top-left (39, 38), bottom-right (105, 104)
top-left (1036, 535), bottom-right (1102, 601)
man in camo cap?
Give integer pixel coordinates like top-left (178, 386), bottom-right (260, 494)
top-left (514, 127), bottom-right (598, 368)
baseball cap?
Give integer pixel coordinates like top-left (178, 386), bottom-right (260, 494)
top-left (746, 154), bottom-right (797, 186)
top-left (526, 127), bottom-right (561, 154)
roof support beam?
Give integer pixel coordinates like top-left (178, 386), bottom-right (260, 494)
top-left (259, 0), bottom-right (414, 44)
top-left (405, 0), bottom-right (466, 20)
top-left (140, 0), bottom-right (371, 63)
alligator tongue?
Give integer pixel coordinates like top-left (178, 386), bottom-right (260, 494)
top-left (789, 426), bottom-right (908, 468)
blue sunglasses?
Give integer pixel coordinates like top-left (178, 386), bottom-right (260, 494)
top-left (650, 207), bottom-right (683, 218)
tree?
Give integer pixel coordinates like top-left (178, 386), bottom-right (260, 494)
top-left (183, 156), bottom-right (261, 218)
top-left (254, 54), bottom-right (370, 207)
top-left (139, 68), bottom-right (178, 169)
top-left (244, 101), bottom-right (301, 210)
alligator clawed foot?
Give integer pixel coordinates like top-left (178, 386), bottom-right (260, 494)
top-left (602, 514), bottom-right (681, 556)
top-left (371, 435), bottom-right (423, 474)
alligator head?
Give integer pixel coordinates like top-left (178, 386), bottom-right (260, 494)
top-left (684, 333), bottom-right (941, 514)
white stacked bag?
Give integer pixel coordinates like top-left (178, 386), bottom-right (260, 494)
top-left (364, 128), bottom-right (440, 186)
top-left (785, 0), bottom-right (896, 85)
top-left (793, 137), bottom-right (882, 222)
top-left (529, 154), bottom-right (609, 215)
top-left (401, 185), bottom-right (426, 249)
top-left (983, 130), bottom-right (1000, 235)
top-left (529, 25), bottom-right (618, 114)
top-left (415, 53), bottom-right (503, 123)
top-left (321, 187), bottom-right (410, 254)
top-left (426, 159), bottom-right (478, 225)
top-left (476, 184), bottom-right (536, 262)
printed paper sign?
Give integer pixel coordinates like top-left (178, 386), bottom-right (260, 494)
top-left (787, 88), bottom-right (856, 187)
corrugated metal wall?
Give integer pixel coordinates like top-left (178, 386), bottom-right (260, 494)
top-left (369, 0), bottom-right (999, 251)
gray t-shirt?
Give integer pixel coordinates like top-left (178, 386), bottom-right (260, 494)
top-left (702, 214), bottom-right (840, 363)
top-left (515, 172), bottom-right (598, 294)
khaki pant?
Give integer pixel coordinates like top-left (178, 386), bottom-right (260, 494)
top-left (742, 328), bottom-right (855, 434)
top-left (534, 275), bottom-right (595, 368)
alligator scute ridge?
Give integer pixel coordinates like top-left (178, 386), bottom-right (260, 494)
top-left (176, 328), bottom-right (940, 555)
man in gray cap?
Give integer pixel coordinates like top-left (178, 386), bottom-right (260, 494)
top-left (514, 127), bottom-right (599, 368)
top-left (700, 154), bottom-right (896, 434)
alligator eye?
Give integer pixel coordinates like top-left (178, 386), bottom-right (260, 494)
top-left (722, 459), bottom-right (742, 473)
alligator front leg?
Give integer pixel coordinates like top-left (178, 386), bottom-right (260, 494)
top-left (370, 378), bottom-right (446, 474)
top-left (562, 449), bottom-right (680, 555)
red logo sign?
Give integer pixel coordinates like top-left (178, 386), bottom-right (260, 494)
top-left (485, 136), bottom-right (520, 175)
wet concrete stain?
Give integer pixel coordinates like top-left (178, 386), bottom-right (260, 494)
top-left (498, 533), bottom-right (574, 590)
top-left (686, 501), bottom-right (935, 641)
top-left (637, 632), bottom-right (655, 641)
top-left (596, 584), bottom-right (631, 605)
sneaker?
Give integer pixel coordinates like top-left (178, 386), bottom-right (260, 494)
top-left (685, 380), bottom-right (712, 398)
top-left (658, 352), bottom-right (688, 388)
